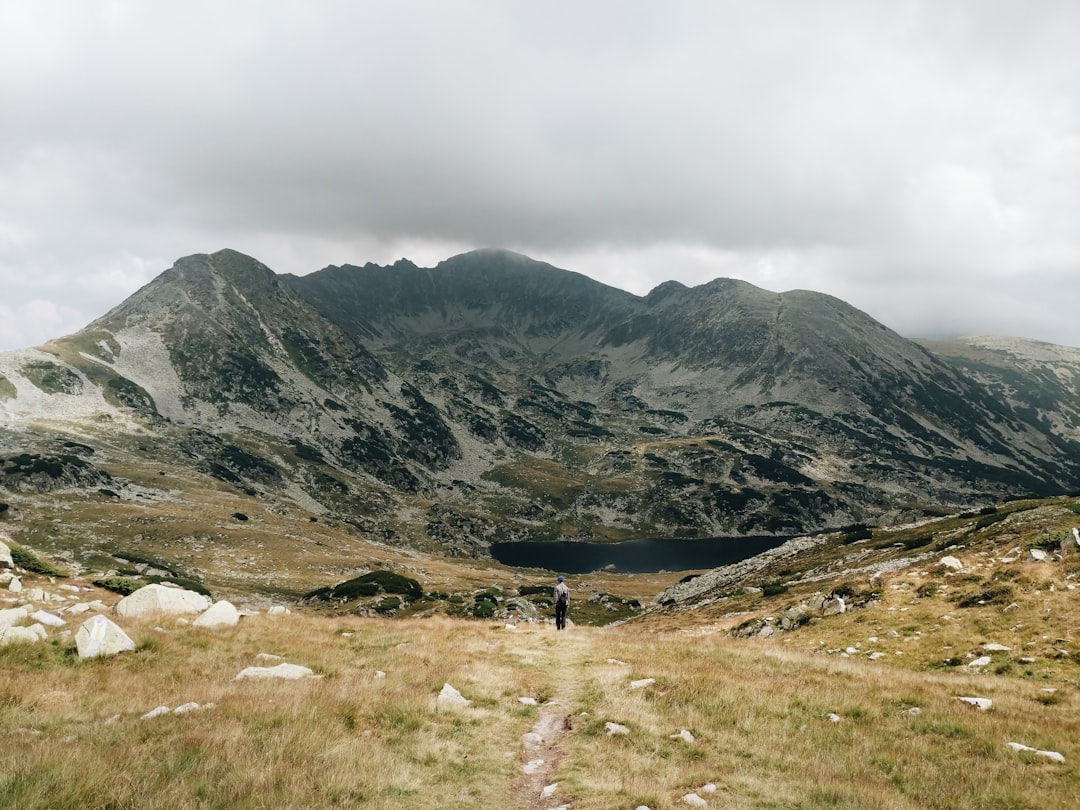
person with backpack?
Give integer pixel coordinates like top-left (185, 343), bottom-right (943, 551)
top-left (553, 575), bottom-right (570, 630)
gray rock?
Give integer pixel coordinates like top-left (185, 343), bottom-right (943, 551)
top-left (0, 606), bottom-right (29, 629)
top-left (233, 663), bottom-right (318, 681)
top-left (437, 682), bottom-right (471, 709)
top-left (0, 623), bottom-right (46, 646)
top-left (192, 600), bottom-right (240, 628)
top-left (0, 539), bottom-right (12, 569)
top-left (75, 614), bottom-right (135, 658)
top-left (116, 583), bottom-right (209, 617)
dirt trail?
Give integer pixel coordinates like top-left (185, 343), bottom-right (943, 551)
top-left (509, 623), bottom-right (596, 810)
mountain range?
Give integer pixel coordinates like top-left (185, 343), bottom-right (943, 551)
top-left (2, 248), bottom-right (1079, 559)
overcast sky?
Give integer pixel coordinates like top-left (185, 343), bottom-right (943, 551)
top-left (2, 1), bottom-right (1080, 351)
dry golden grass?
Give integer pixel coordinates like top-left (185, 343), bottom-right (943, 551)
top-left (2, 579), bottom-right (1077, 809)
top-left (3, 444), bottom-right (1080, 808)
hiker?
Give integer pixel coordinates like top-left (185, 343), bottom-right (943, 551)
top-left (553, 575), bottom-right (570, 630)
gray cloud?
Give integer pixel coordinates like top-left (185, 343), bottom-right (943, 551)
top-left (2, 1), bottom-right (1079, 349)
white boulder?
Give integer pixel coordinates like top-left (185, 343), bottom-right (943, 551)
top-left (76, 614), bottom-right (135, 658)
top-left (437, 682), bottom-right (471, 709)
top-left (956, 696), bottom-right (992, 710)
top-left (233, 662), bottom-right (318, 681)
top-left (939, 556), bottom-right (964, 571)
top-left (115, 584), bottom-right (209, 618)
top-left (193, 600), bottom-right (240, 629)
top-left (0, 623), bottom-right (46, 646)
top-left (29, 610), bottom-right (65, 627)
top-left (1007, 742), bottom-right (1065, 763)
top-left (0, 606), bottom-right (29, 629)
top-left (605, 722), bottom-right (630, 735)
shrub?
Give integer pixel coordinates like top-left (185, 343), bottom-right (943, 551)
top-left (1025, 532), bottom-right (1063, 551)
top-left (761, 579), bottom-right (789, 597)
top-left (92, 575), bottom-right (210, 596)
top-left (955, 585), bottom-right (1014, 608)
top-left (840, 524), bottom-right (873, 544)
top-left (899, 534), bottom-right (935, 550)
top-left (9, 544), bottom-right (68, 577)
top-left (471, 600), bottom-right (496, 618)
top-left (975, 512), bottom-right (1008, 529)
top-left (373, 596), bottom-right (401, 614)
top-left (305, 570), bottom-right (423, 603)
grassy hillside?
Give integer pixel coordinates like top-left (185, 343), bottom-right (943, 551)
top-left (2, 498), bottom-right (1078, 809)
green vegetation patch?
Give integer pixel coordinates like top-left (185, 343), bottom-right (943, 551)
top-left (8, 543), bottom-right (68, 577)
top-left (92, 575), bottom-right (210, 596)
top-left (305, 570), bottom-right (424, 604)
top-left (19, 361), bottom-right (83, 395)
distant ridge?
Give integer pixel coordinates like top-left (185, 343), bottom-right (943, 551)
top-left (1, 247), bottom-right (1078, 555)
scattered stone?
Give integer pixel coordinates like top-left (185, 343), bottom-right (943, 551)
top-left (522, 758), bottom-right (545, 775)
top-left (671, 729), bottom-right (695, 743)
top-left (115, 584), bottom-right (209, 618)
top-left (939, 556), bottom-right (964, 571)
top-left (906, 707), bottom-right (922, 716)
top-left (968, 656), bottom-right (992, 668)
top-left (0, 623), bottom-right (46, 645)
top-left (868, 652), bottom-right (886, 661)
top-left (374, 670), bottom-right (386, 680)
top-left (75, 614), bottom-right (135, 658)
top-left (630, 678), bottom-right (656, 689)
top-left (982, 643), bottom-right (1011, 652)
top-left (9, 576), bottom-right (22, 593)
top-left (826, 713), bottom-right (842, 723)
top-left (822, 596), bottom-right (846, 616)
top-left (605, 722), bottom-right (630, 735)
top-left (519, 697), bottom-right (538, 705)
top-left (437, 683), bottom-right (471, 709)
top-left (266, 605), bottom-right (290, 616)
top-left (29, 610), bottom-right (65, 627)
top-left (0, 606), bottom-right (29, 628)
top-left (1028, 549), bottom-right (1049, 563)
top-left (255, 652), bottom-right (283, 661)
top-left (606, 658), bottom-right (627, 665)
top-left (173, 702), bottom-right (201, 714)
top-left (700, 783), bottom-right (717, 794)
top-left (1007, 742), bottom-right (1065, 763)
top-left (540, 783), bottom-right (557, 798)
top-left (141, 706), bottom-right (171, 720)
top-left (233, 663), bottom-right (318, 681)
top-left (681, 793), bottom-right (707, 807)
top-left (192, 600), bottom-right (240, 629)
top-left (956, 696), bottom-right (992, 710)
top-left (0, 540), bottom-right (12, 569)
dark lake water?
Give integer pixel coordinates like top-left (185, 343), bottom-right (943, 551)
top-left (489, 535), bottom-right (792, 574)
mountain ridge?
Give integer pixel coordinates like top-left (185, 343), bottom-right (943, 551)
top-left (2, 248), bottom-right (1078, 559)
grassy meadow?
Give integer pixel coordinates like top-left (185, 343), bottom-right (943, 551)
top-left (2, 571), bottom-right (1077, 809)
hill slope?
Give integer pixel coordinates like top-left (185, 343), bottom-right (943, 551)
top-left (1, 249), bottom-right (1078, 568)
